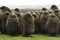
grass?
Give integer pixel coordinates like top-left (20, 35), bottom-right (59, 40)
top-left (0, 34), bottom-right (60, 40)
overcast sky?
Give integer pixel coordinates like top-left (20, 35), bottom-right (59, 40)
top-left (0, 0), bottom-right (60, 9)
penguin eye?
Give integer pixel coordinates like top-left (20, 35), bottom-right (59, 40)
top-left (54, 10), bottom-right (59, 13)
top-left (5, 13), bottom-right (9, 15)
top-left (51, 15), bottom-right (55, 17)
top-left (17, 14), bottom-right (20, 17)
top-left (33, 15), bottom-right (36, 17)
top-left (49, 11), bottom-right (52, 13)
top-left (44, 13), bottom-right (48, 15)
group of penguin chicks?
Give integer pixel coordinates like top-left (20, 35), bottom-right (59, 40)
top-left (0, 5), bottom-right (60, 37)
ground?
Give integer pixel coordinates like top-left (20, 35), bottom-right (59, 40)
top-left (0, 34), bottom-right (60, 40)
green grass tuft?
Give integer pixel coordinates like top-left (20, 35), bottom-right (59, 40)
top-left (0, 34), bottom-right (60, 40)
